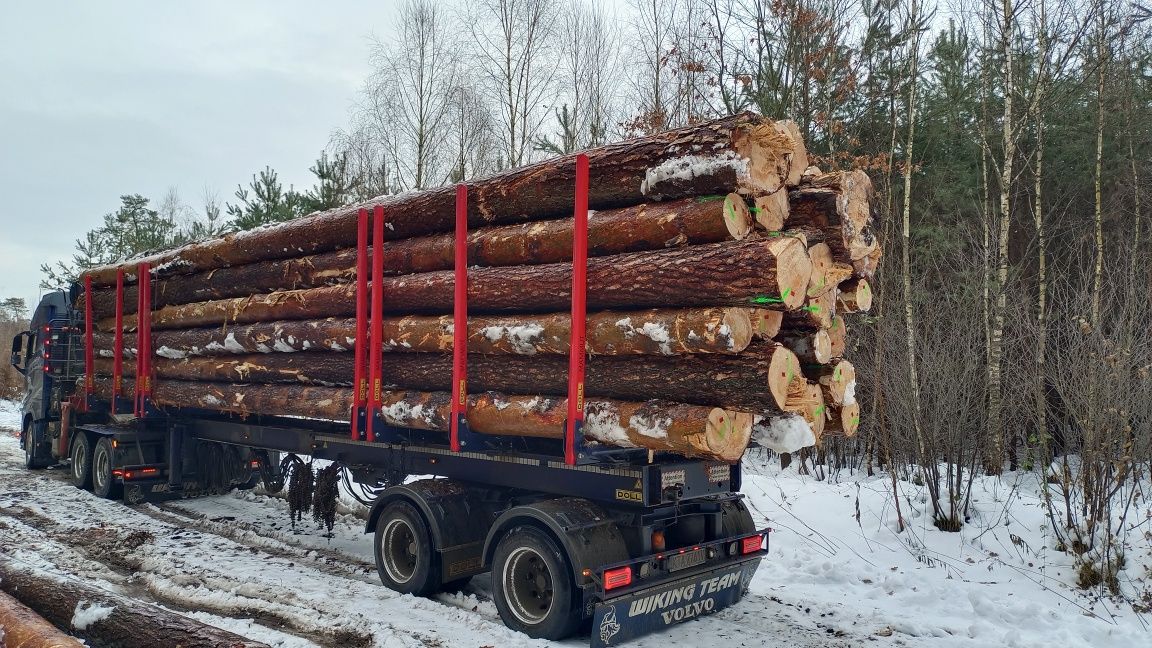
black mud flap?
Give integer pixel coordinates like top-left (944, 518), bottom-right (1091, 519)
top-left (590, 556), bottom-right (761, 647)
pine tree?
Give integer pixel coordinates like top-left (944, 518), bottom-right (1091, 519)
top-left (298, 152), bottom-right (358, 214)
top-left (226, 167), bottom-right (303, 230)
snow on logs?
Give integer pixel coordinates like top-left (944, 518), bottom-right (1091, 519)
top-left (80, 112), bottom-right (879, 459)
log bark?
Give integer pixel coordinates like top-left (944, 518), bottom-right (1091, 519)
top-left (836, 278), bottom-right (873, 313)
top-left (98, 238), bottom-right (811, 330)
top-left (85, 112), bottom-right (799, 287)
top-left (89, 194), bottom-right (758, 316)
top-left (91, 378), bottom-right (750, 461)
top-left (0, 557), bottom-right (271, 648)
top-left (97, 342), bottom-right (801, 413)
top-left (0, 590), bottom-right (85, 648)
top-left (95, 308), bottom-right (752, 358)
top-left (788, 170), bottom-right (879, 267)
top-left (777, 330), bottom-right (831, 365)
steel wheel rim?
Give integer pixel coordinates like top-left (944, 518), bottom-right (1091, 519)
top-left (94, 446), bottom-right (109, 492)
top-left (71, 439), bottom-right (86, 480)
top-left (381, 518), bottom-right (418, 584)
top-left (503, 546), bottom-right (554, 626)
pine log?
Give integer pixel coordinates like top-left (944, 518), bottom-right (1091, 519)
top-left (783, 381), bottom-right (827, 443)
top-left (777, 330), bottom-right (832, 365)
top-left (749, 309), bottom-right (783, 340)
top-left (96, 342), bottom-right (802, 413)
top-left (776, 120), bottom-right (809, 187)
top-left (753, 191), bottom-right (789, 231)
top-left (836, 278), bottom-right (873, 313)
top-left (88, 195), bottom-right (758, 316)
top-left (0, 557), bottom-right (271, 648)
top-left (97, 238), bottom-right (811, 331)
top-left (783, 288), bottom-right (836, 330)
top-left (84, 113), bottom-right (800, 288)
top-left (827, 315), bottom-right (847, 358)
top-left (91, 378), bottom-right (751, 461)
top-left (0, 590), bottom-right (85, 648)
top-left (94, 308), bottom-right (752, 358)
top-left (806, 359), bottom-right (856, 406)
top-left (824, 401), bottom-right (860, 437)
top-left (787, 170), bottom-right (879, 268)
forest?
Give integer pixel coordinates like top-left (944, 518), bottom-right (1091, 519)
top-left (22, 0), bottom-right (1152, 599)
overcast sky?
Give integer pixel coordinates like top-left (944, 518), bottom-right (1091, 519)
top-left (0, 1), bottom-right (401, 314)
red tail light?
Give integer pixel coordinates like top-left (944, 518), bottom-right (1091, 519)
top-left (741, 535), bottom-right (763, 555)
top-left (603, 566), bottom-right (633, 590)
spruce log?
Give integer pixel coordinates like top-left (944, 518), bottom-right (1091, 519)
top-left (84, 113), bottom-right (801, 287)
top-left (777, 330), bottom-right (832, 365)
top-left (0, 557), bottom-right (271, 648)
top-left (836, 278), bottom-right (873, 313)
top-left (0, 590), bottom-right (85, 648)
top-left (94, 308), bottom-right (752, 358)
top-left (96, 342), bottom-right (801, 413)
top-left (91, 378), bottom-right (751, 461)
top-left (89, 194), bottom-right (757, 316)
top-left (97, 238), bottom-right (811, 331)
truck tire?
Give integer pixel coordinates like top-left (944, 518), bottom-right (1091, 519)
top-left (92, 437), bottom-right (122, 500)
top-left (491, 525), bottom-right (582, 640)
top-left (70, 432), bottom-right (93, 490)
top-left (22, 420), bottom-right (51, 470)
top-left (374, 501), bottom-right (440, 596)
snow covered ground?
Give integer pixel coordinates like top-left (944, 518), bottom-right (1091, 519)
top-left (0, 400), bottom-right (1147, 647)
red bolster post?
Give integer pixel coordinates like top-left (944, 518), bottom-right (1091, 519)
top-left (83, 275), bottom-right (94, 408)
top-left (112, 269), bottom-right (124, 415)
top-left (367, 205), bottom-right (385, 443)
top-left (140, 262), bottom-right (152, 411)
top-left (352, 208), bottom-right (369, 440)
top-left (135, 264), bottom-right (145, 416)
top-left (450, 184), bottom-right (469, 452)
top-left (565, 154), bottom-right (590, 466)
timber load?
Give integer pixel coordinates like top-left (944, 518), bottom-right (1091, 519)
top-left (79, 111), bottom-right (879, 460)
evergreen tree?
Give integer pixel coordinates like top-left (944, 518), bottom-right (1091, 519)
top-left (298, 152), bottom-right (358, 214)
top-left (226, 167), bottom-right (304, 230)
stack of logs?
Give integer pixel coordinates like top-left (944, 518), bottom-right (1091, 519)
top-left (82, 111), bottom-right (878, 462)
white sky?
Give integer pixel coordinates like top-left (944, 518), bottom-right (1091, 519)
top-left (0, 1), bottom-right (402, 314)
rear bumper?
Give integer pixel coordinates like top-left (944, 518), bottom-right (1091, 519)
top-left (590, 553), bottom-right (762, 647)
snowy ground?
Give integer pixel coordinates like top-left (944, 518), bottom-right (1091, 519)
top-left (0, 401), bottom-right (1147, 647)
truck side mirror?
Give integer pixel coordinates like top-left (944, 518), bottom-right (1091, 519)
top-left (10, 331), bottom-right (29, 375)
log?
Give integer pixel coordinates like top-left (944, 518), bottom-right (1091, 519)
top-left (824, 401), bottom-right (860, 437)
top-left (91, 378), bottom-right (751, 461)
top-left (788, 170), bottom-right (879, 266)
top-left (85, 113), bottom-right (800, 287)
top-left (777, 330), bottom-right (831, 365)
top-left (89, 194), bottom-right (758, 315)
top-left (776, 120), bottom-right (809, 187)
top-left (836, 278), bottom-right (873, 313)
top-left (98, 238), bottom-right (812, 330)
top-left (0, 557), bottom-right (270, 648)
top-left (749, 309), bottom-right (783, 340)
top-left (783, 288), bottom-right (836, 330)
top-left (96, 342), bottom-right (802, 413)
top-left (752, 191), bottom-right (789, 231)
top-left (94, 308), bottom-right (753, 358)
top-left (782, 381), bottom-right (827, 443)
top-left (0, 590), bottom-right (85, 648)
top-left (807, 359), bottom-right (856, 406)
top-left (827, 315), bottom-right (847, 358)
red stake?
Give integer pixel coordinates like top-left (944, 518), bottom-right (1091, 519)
top-left (136, 263), bottom-right (145, 416)
top-left (140, 262), bottom-right (152, 411)
top-left (83, 275), bottom-right (94, 410)
top-left (352, 208), bottom-right (369, 440)
top-left (450, 184), bottom-right (469, 452)
top-left (565, 154), bottom-right (590, 465)
top-left (367, 205), bottom-right (385, 443)
top-left (112, 269), bottom-right (124, 415)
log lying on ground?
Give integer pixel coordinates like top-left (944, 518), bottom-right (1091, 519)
top-left (0, 590), bottom-right (85, 648)
top-left (89, 194), bottom-right (757, 315)
top-left (94, 308), bottom-right (753, 358)
top-left (85, 113), bottom-right (804, 288)
top-left (97, 238), bottom-right (812, 330)
top-left (91, 378), bottom-right (751, 461)
top-left (0, 556), bottom-right (271, 648)
top-left (96, 342), bottom-right (802, 413)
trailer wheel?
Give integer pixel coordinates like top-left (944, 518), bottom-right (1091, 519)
top-left (491, 525), bottom-right (581, 640)
top-left (70, 432), bottom-right (93, 490)
top-left (374, 501), bottom-right (439, 596)
top-left (92, 437), bottom-right (121, 500)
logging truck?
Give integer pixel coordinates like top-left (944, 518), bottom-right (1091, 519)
top-left (12, 284), bottom-right (767, 646)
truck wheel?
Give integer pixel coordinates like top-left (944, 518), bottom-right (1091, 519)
top-left (92, 437), bottom-right (122, 500)
top-left (70, 433), bottom-right (94, 490)
top-left (374, 501), bottom-right (440, 596)
top-left (22, 421), bottom-right (51, 470)
top-left (491, 525), bottom-right (582, 640)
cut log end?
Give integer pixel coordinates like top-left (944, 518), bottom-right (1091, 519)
top-left (765, 236), bottom-right (812, 310)
top-left (722, 193), bottom-right (754, 240)
top-left (775, 120), bottom-right (809, 187)
top-left (783, 382), bottom-right (827, 443)
top-left (767, 345), bottom-right (802, 411)
top-left (852, 245), bottom-right (882, 279)
top-left (750, 309), bottom-right (783, 340)
top-left (719, 307), bottom-right (754, 354)
top-left (733, 121), bottom-right (796, 195)
top-left (753, 191), bottom-right (789, 232)
top-left (818, 360), bottom-right (856, 406)
top-left (705, 408), bottom-right (756, 462)
top-left (837, 278), bottom-right (873, 313)
top-left (826, 401), bottom-right (861, 437)
top-left (828, 315), bottom-right (847, 359)
top-left (807, 243), bottom-right (833, 298)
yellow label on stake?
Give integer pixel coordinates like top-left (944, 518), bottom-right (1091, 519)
top-left (457, 379), bottom-right (467, 406)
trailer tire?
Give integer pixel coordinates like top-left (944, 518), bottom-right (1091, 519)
top-left (92, 437), bottom-right (121, 500)
top-left (491, 525), bottom-right (582, 640)
top-left (374, 501), bottom-right (439, 596)
top-left (70, 432), bottom-right (93, 490)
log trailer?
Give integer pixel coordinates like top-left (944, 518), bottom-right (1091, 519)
top-left (11, 157), bottom-right (769, 646)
